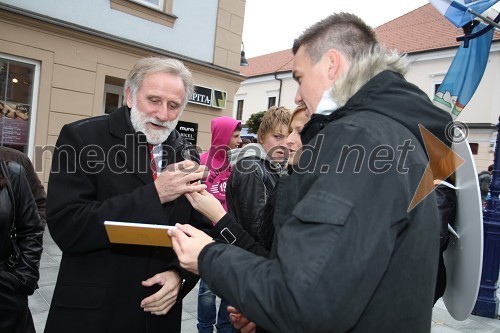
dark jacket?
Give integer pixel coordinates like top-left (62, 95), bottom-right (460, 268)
top-left (45, 106), bottom-right (211, 333)
top-left (198, 61), bottom-right (451, 332)
top-left (226, 144), bottom-right (281, 240)
top-left (478, 170), bottom-right (491, 199)
top-left (0, 146), bottom-right (47, 226)
top-left (210, 213), bottom-right (269, 258)
top-left (0, 161), bottom-right (44, 295)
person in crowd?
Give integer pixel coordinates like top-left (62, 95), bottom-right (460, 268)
top-left (240, 138), bottom-right (252, 147)
top-left (0, 146), bottom-right (46, 226)
top-left (285, 104), bottom-right (309, 169)
top-left (182, 104), bottom-right (312, 331)
top-left (226, 106), bottom-right (291, 241)
top-left (0, 159), bottom-right (43, 333)
top-left (189, 105), bottom-right (311, 255)
top-left (258, 103), bottom-right (310, 250)
top-left (169, 12), bottom-right (453, 333)
top-left (197, 116), bottom-right (241, 333)
top-left (479, 164), bottom-right (494, 202)
top-left (44, 57), bottom-right (211, 333)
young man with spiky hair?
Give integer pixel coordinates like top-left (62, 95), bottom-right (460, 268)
top-left (170, 13), bottom-right (452, 333)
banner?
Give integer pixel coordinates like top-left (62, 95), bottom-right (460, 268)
top-left (429, 0), bottom-right (500, 27)
top-left (432, 22), bottom-right (494, 118)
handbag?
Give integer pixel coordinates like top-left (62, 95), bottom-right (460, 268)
top-left (0, 160), bottom-right (21, 268)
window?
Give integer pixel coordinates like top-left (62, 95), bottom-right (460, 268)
top-left (236, 100), bottom-right (244, 120)
top-left (434, 83), bottom-right (441, 94)
top-left (103, 77), bottom-right (125, 114)
top-left (0, 55), bottom-right (39, 154)
top-left (130, 0), bottom-right (164, 11)
top-left (469, 143), bottom-right (479, 155)
top-left (104, 85), bottom-right (124, 115)
top-left (110, 0), bottom-right (176, 27)
top-left (489, 132), bottom-right (497, 153)
top-left (268, 97), bottom-right (276, 109)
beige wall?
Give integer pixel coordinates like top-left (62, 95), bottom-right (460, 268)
top-left (214, 0), bottom-right (246, 72)
top-left (0, 10), bottom-right (245, 189)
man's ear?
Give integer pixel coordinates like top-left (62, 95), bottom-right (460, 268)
top-left (326, 50), bottom-right (341, 81)
top-left (125, 87), bottom-right (133, 108)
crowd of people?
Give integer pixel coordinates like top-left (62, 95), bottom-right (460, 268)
top-left (1, 10), bottom-right (465, 333)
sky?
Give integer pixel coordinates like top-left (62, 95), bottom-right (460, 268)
top-left (242, 0), bottom-right (430, 58)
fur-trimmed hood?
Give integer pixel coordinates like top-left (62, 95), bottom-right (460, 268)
top-left (332, 46), bottom-right (408, 108)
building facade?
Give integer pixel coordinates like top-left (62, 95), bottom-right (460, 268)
top-left (234, 4), bottom-right (499, 171)
top-left (0, 0), bottom-right (246, 188)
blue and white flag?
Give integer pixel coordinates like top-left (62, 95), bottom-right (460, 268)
top-left (429, 0), bottom-right (500, 27)
top-left (433, 22), bottom-right (494, 118)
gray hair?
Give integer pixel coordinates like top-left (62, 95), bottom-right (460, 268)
top-left (292, 12), bottom-right (378, 65)
top-left (124, 57), bottom-right (194, 110)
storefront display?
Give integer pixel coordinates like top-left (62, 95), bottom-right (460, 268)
top-left (0, 57), bottom-right (35, 153)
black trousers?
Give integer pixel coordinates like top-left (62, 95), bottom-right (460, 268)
top-left (0, 283), bottom-right (35, 333)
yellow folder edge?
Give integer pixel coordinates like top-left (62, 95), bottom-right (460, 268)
top-left (104, 221), bottom-right (176, 247)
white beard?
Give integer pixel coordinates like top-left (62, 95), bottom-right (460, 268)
top-left (130, 104), bottom-right (179, 145)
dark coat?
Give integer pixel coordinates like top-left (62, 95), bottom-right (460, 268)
top-left (0, 161), bottom-right (43, 333)
top-left (45, 106), bottom-right (211, 333)
top-left (199, 70), bottom-right (451, 332)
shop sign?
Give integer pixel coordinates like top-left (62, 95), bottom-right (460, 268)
top-left (176, 120), bottom-right (198, 145)
top-left (189, 85), bottom-right (226, 109)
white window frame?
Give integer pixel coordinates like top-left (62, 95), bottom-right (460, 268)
top-left (129, 0), bottom-right (164, 11)
top-left (0, 53), bottom-right (40, 160)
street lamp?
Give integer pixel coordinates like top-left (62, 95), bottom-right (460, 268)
top-left (473, 115), bottom-right (500, 318)
top-left (240, 41), bottom-right (249, 66)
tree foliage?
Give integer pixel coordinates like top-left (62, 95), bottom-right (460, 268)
top-left (246, 110), bottom-right (266, 134)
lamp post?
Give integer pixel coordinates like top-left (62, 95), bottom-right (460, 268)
top-left (240, 41), bottom-right (249, 66)
top-left (473, 115), bottom-right (500, 318)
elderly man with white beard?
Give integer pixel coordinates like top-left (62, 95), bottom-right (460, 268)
top-left (45, 57), bottom-right (212, 333)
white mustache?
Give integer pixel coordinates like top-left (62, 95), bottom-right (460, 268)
top-left (149, 119), bottom-right (175, 129)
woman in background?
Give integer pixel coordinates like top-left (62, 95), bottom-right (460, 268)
top-left (286, 104), bottom-right (309, 168)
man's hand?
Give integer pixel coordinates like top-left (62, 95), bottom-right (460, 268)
top-left (168, 224), bottom-right (215, 275)
top-left (228, 306), bottom-right (257, 333)
top-left (154, 160), bottom-right (208, 203)
top-left (140, 270), bottom-right (182, 315)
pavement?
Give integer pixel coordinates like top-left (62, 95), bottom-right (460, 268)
top-left (30, 228), bottom-right (500, 333)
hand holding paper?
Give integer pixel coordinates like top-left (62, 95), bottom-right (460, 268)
top-left (168, 223), bottom-right (215, 275)
top-left (105, 221), bottom-right (176, 247)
